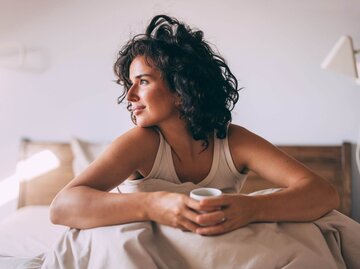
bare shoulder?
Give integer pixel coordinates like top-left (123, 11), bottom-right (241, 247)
top-left (65, 127), bottom-right (160, 191)
top-left (227, 124), bottom-right (264, 147)
top-left (108, 126), bottom-right (160, 166)
top-left (111, 126), bottom-right (159, 151)
top-left (227, 124), bottom-right (279, 169)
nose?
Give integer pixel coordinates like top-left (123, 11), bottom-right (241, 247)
top-left (126, 84), bottom-right (139, 102)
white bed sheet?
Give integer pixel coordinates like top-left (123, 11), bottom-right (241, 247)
top-left (0, 206), bottom-right (67, 258)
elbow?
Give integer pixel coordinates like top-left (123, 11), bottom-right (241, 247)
top-left (320, 181), bottom-right (340, 214)
top-left (49, 190), bottom-right (87, 229)
top-left (49, 195), bottom-right (64, 225)
top-left (329, 184), bottom-right (341, 211)
top-left (313, 178), bottom-right (340, 217)
top-left (49, 201), bottom-right (60, 225)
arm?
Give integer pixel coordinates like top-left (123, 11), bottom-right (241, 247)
top-left (195, 125), bottom-right (340, 235)
top-left (50, 127), bottom-right (155, 228)
top-left (50, 127), bottom-right (203, 230)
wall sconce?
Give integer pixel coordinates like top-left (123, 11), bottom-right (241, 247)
top-left (0, 42), bottom-right (25, 69)
top-left (321, 35), bottom-right (359, 85)
top-left (0, 43), bottom-right (49, 72)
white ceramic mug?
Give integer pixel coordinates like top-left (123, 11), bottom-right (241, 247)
top-left (190, 188), bottom-right (222, 201)
top-left (190, 188), bottom-right (223, 224)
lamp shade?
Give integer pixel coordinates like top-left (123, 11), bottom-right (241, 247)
top-left (321, 35), bottom-right (358, 79)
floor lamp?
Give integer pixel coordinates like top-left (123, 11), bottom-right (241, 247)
top-left (321, 35), bottom-right (360, 174)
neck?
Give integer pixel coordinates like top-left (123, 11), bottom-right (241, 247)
top-left (157, 119), bottom-right (211, 160)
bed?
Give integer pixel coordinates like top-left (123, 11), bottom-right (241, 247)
top-left (0, 138), bottom-right (359, 269)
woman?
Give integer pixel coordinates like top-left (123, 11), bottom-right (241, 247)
top-left (50, 15), bottom-right (339, 236)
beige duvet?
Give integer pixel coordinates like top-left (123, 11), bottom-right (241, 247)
top-left (1, 184), bottom-right (360, 269)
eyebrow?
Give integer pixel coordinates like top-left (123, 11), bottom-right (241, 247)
top-left (132, 73), bottom-right (154, 81)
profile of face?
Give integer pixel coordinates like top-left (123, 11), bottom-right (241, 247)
top-left (126, 56), bottom-right (180, 127)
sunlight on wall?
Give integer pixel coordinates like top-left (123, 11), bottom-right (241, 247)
top-left (0, 173), bottom-right (19, 207)
top-left (0, 150), bottom-right (60, 207)
top-left (16, 150), bottom-right (60, 181)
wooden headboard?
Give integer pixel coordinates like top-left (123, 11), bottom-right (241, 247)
top-left (17, 139), bottom-right (352, 216)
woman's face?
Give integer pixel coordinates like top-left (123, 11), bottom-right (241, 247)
top-left (126, 56), bottom-right (179, 127)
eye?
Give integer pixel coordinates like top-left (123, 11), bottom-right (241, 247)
top-left (140, 79), bottom-right (149, 85)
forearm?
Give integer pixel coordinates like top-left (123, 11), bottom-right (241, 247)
top-left (251, 177), bottom-right (340, 223)
top-left (50, 186), bottom-right (150, 229)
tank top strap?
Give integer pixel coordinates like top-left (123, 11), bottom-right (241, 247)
top-left (143, 129), bottom-right (166, 179)
top-left (222, 129), bottom-right (245, 179)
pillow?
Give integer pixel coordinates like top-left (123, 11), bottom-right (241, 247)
top-left (70, 138), bottom-right (120, 193)
top-left (70, 137), bottom-right (110, 176)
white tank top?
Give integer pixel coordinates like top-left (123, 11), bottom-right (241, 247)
top-left (119, 131), bottom-right (248, 194)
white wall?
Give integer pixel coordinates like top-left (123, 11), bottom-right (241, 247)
top-left (1, 0), bottom-right (359, 220)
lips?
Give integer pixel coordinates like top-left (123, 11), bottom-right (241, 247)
top-left (132, 105), bottom-right (145, 115)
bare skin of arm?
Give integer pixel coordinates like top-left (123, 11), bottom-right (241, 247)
top-left (195, 125), bottom-right (340, 235)
top-left (51, 124), bottom-right (339, 234)
top-left (50, 127), bottom-right (204, 230)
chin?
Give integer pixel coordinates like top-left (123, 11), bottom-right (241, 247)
top-left (135, 119), bottom-right (154, 128)
top-left (135, 114), bottom-right (166, 128)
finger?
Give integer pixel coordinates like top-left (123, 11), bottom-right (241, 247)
top-left (199, 196), bottom-right (228, 208)
top-left (185, 196), bottom-right (203, 211)
top-left (178, 224), bottom-right (190, 232)
top-left (186, 196), bottom-right (224, 214)
top-left (198, 206), bottom-right (222, 213)
top-left (182, 208), bottom-right (200, 223)
top-left (178, 224), bottom-right (187, 231)
top-left (180, 218), bottom-right (199, 233)
top-left (195, 210), bottom-right (226, 226)
top-left (196, 220), bottom-right (229, 236)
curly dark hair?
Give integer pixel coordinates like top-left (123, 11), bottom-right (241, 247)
top-left (114, 14), bottom-right (240, 148)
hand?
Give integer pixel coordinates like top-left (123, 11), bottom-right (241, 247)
top-left (195, 194), bottom-right (256, 236)
top-left (146, 191), bottom-right (211, 232)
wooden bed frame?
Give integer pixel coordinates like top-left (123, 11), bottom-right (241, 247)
top-left (17, 139), bottom-right (352, 216)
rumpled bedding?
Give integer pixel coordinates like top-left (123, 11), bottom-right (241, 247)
top-left (1, 179), bottom-right (360, 269)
